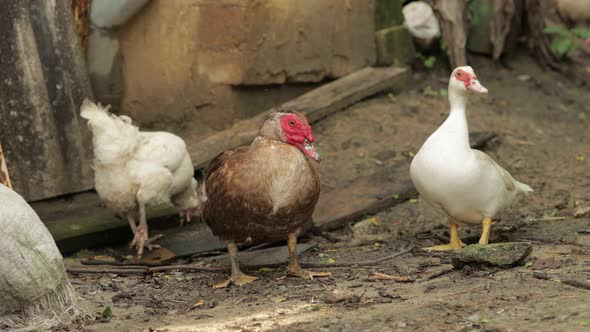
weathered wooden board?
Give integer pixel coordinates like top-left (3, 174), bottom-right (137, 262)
top-left (313, 132), bottom-right (497, 231)
top-left (313, 161), bottom-right (416, 231)
top-left (0, 0), bottom-right (94, 201)
top-left (37, 131), bottom-right (495, 253)
top-left (33, 192), bottom-right (178, 253)
top-left (190, 66), bottom-right (411, 169)
top-left (202, 243), bottom-right (316, 268)
top-left (156, 222), bottom-right (225, 258)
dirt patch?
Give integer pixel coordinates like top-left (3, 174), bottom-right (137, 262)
top-left (65, 52), bottom-right (590, 331)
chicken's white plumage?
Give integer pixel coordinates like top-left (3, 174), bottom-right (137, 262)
top-left (80, 99), bottom-right (200, 256)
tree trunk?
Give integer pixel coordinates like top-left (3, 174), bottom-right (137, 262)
top-left (524, 0), bottom-right (562, 70)
top-left (490, 0), bottom-right (516, 60)
top-left (0, 0), bottom-right (94, 201)
top-left (432, 0), bottom-right (470, 69)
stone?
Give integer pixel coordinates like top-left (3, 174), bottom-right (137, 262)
top-left (351, 216), bottom-right (382, 236)
top-left (375, 25), bottom-right (416, 66)
top-left (375, 0), bottom-right (404, 30)
top-left (323, 289), bottom-right (359, 304)
top-left (451, 242), bottom-right (533, 268)
top-left (324, 290), bottom-right (348, 304)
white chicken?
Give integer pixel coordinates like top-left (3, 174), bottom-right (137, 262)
top-left (80, 100), bottom-right (200, 257)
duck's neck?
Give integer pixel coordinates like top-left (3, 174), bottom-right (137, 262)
top-left (441, 89), bottom-right (470, 148)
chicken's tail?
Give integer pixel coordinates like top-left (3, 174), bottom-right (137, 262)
top-left (80, 99), bottom-right (140, 165)
top-left (515, 181), bottom-right (533, 194)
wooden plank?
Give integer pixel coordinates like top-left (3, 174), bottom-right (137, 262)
top-left (156, 222), bottom-right (225, 258)
top-left (0, 0), bottom-right (94, 201)
top-left (0, 143), bottom-right (12, 189)
top-left (189, 66), bottom-right (411, 169)
top-left (32, 192), bottom-right (178, 253)
top-left (313, 132), bottom-right (497, 231)
top-left (313, 160), bottom-right (416, 231)
top-left (202, 243), bottom-right (316, 268)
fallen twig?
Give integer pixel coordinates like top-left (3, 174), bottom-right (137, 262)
top-left (82, 260), bottom-right (162, 267)
top-left (68, 245), bottom-right (415, 274)
top-left (66, 267), bottom-right (148, 274)
top-left (66, 264), bottom-right (228, 274)
top-left (300, 245), bottom-right (414, 268)
top-left (315, 231), bottom-right (346, 243)
top-left (148, 264), bottom-right (227, 272)
top-left (562, 278), bottom-right (590, 291)
top-left (244, 241), bottom-right (283, 252)
top-left (530, 216), bottom-right (569, 222)
top-left (368, 272), bottom-right (413, 282)
top-left (416, 265), bottom-right (455, 283)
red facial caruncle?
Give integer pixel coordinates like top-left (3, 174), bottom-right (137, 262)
top-left (454, 68), bottom-right (488, 94)
top-left (280, 113), bottom-right (321, 162)
top-left (454, 68), bottom-right (473, 88)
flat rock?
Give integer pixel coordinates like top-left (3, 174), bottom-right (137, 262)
top-left (451, 242), bottom-right (533, 268)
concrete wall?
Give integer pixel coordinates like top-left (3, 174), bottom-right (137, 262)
top-left (111, 0), bottom-right (376, 136)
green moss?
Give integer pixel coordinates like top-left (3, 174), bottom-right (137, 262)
top-left (375, 0), bottom-right (404, 30)
top-left (375, 25), bottom-right (416, 66)
top-left (452, 242), bottom-right (533, 268)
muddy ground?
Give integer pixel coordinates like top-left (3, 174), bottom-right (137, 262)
top-left (64, 51), bottom-right (590, 332)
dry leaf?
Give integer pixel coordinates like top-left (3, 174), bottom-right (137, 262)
top-left (90, 255), bottom-right (115, 262)
top-left (273, 296), bottom-right (287, 303)
top-left (192, 300), bottom-right (204, 308)
top-left (142, 247), bottom-right (176, 263)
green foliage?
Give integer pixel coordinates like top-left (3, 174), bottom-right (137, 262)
top-left (101, 306), bottom-right (113, 319)
top-left (423, 86), bottom-right (447, 97)
top-left (543, 25), bottom-right (590, 59)
top-left (416, 53), bottom-right (436, 69)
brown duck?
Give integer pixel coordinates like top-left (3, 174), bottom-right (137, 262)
top-left (202, 110), bottom-right (329, 287)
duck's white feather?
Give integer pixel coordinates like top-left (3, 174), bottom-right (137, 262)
top-left (410, 67), bottom-right (531, 225)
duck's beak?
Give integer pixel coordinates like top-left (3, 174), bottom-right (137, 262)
top-left (468, 79), bottom-right (488, 94)
top-left (303, 138), bottom-right (321, 162)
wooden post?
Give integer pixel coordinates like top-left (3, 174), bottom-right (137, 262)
top-left (0, 143), bottom-right (12, 189)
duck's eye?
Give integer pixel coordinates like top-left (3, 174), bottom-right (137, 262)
top-left (289, 120), bottom-right (295, 126)
top-left (457, 71), bottom-right (462, 76)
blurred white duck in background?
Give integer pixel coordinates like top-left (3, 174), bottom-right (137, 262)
top-left (410, 66), bottom-right (533, 251)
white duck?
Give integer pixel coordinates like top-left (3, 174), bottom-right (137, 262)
top-left (410, 66), bottom-right (533, 250)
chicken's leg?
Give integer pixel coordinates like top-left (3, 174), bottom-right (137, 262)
top-left (287, 230), bottom-right (331, 279)
top-left (424, 218), bottom-right (466, 251)
top-left (127, 213), bottom-right (137, 234)
top-left (478, 217), bottom-right (492, 245)
top-left (130, 202), bottom-right (162, 257)
top-left (214, 240), bottom-right (257, 288)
